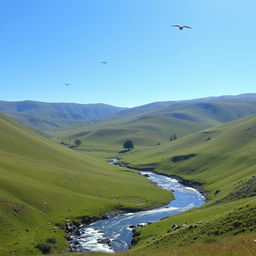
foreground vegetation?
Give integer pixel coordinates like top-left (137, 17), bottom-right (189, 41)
top-left (49, 233), bottom-right (256, 256)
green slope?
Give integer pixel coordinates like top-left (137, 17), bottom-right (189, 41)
top-left (152, 100), bottom-right (256, 125)
top-left (118, 115), bottom-right (256, 251)
top-left (55, 115), bottom-right (209, 157)
top-left (0, 113), bottom-right (172, 256)
top-left (50, 99), bottom-right (256, 158)
top-left (106, 99), bottom-right (256, 126)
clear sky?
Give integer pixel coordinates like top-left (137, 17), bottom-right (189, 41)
top-left (1, 0), bottom-right (256, 107)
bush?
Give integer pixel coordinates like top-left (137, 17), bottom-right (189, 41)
top-left (170, 134), bottom-right (177, 141)
top-left (46, 237), bottom-right (57, 244)
top-left (215, 189), bottom-right (220, 195)
top-left (74, 139), bottom-right (82, 147)
top-left (35, 242), bottom-right (52, 254)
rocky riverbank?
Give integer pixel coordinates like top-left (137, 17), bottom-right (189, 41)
top-left (65, 210), bottom-right (126, 252)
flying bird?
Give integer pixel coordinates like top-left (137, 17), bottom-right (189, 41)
top-left (171, 25), bottom-right (192, 30)
top-left (64, 83), bottom-right (71, 86)
top-left (100, 61), bottom-right (108, 64)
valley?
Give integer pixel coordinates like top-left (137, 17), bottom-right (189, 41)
top-left (0, 96), bottom-right (256, 255)
top-left (2, 1), bottom-right (256, 255)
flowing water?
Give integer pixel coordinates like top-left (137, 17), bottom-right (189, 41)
top-left (69, 158), bottom-right (205, 253)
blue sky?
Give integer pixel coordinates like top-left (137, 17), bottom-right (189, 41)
top-left (1, 0), bottom-right (256, 107)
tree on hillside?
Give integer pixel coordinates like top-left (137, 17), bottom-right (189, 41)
top-left (123, 140), bottom-right (134, 151)
top-left (170, 134), bottom-right (177, 142)
top-left (74, 139), bottom-right (82, 147)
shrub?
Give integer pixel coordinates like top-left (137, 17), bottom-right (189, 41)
top-left (170, 134), bottom-right (177, 141)
top-left (46, 237), bottom-right (56, 244)
top-left (74, 139), bottom-right (82, 147)
top-left (35, 242), bottom-right (52, 254)
top-left (215, 189), bottom-right (220, 195)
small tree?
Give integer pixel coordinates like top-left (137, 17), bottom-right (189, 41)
top-left (170, 134), bottom-right (177, 142)
top-left (123, 140), bottom-right (134, 151)
top-left (74, 139), bottom-right (82, 147)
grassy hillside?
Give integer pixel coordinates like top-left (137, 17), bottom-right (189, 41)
top-left (152, 100), bottom-right (256, 125)
top-left (0, 113), bottom-right (172, 256)
top-left (54, 115), bottom-right (209, 157)
top-left (106, 100), bottom-right (256, 126)
top-left (0, 100), bottom-right (125, 130)
top-left (50, 99), bottom-right (256, 159)
top-left (116, 115), bottom-right (256, 252)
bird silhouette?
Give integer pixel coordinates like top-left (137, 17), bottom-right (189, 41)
top-left (171, 25), bottom-right (192, 30)
top-left (100, 61), bottom-right (108, 64)
top-left (64, 83), bottom-right (71, 86)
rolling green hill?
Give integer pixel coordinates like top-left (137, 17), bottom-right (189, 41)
top-left (98, 93), bottom-right (256, 122)
top-left (152, 100), bottom-right (256, 125)
top-left (0, 113), bottom-right (172, 256)
top-left (0, 100), bottom-right (125, 130)
top-left (55, 115), bottom-right (210, 157)
top-left (50, 98), bottom-right (256, 158)
top-left (104, 99), bottom-right (256, 125)
top-left (116, 115), bottom-right (256, 252)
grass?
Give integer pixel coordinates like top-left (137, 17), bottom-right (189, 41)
top-left (51, 115), bottom-right (209, 158)
top-left (0, 113), bottom-right (172, 256)
top-left (48, 232), bottom-right (256, 256)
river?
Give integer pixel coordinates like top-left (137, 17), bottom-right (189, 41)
top-left (69, 158), bottom-right (205, 253)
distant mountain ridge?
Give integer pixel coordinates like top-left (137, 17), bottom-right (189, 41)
top-left (0, 100), bottom-right (126, 130)
top-left (99, 93), bottom-right (256, 124)
top-left (1, 93), bottom-right (256, 130)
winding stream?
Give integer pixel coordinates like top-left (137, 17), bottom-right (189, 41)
top-left (69, 158), bottom-right (205, 253)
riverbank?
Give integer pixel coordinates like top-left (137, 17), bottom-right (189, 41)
top-left (112, 158), bottom-right (208, 199)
